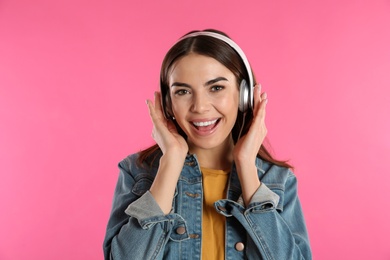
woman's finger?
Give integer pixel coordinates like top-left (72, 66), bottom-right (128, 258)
top-left (146, 98), bottom-right (159, 124)
top-left (153, 91), bottom-right (165, 118)
top-left (253, 84), bottom-right (261, 111)
top-left (252, 84), bottom-right (267, 120)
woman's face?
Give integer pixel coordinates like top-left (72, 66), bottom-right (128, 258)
top-left (168, 53), bottom-right (239, 152)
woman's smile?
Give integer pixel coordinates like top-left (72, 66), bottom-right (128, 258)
top-left (190, 118), bottom-right (221, 135)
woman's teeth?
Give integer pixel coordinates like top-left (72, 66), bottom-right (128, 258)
top-left (193, 119), bottom-right (218, 127)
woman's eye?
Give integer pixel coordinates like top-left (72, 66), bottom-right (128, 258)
top-left (174, 89), bottom-right (189, 95)
top-left (210, 85), bottom-right (224, 92)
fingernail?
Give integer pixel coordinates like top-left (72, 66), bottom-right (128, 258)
top-left (145, 99), bottom-right (149, 105)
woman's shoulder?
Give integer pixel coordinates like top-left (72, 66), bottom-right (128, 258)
top-left (118, 150), bottom-right (162, 173)
top-left (256, 158), bottom-right (296, 184)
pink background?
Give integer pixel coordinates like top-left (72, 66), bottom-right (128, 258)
top-left (1, 0), bottom-right (389, 259)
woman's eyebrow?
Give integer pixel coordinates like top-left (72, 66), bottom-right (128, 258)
top-left (171, 77), bottom-right (228, 88)
top-left (171, 82), bottom-right (191, 88)
top-left (205, 77), bottom-right (228, 86)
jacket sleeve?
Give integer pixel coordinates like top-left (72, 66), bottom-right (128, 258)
top-left (214, 168), bottom-right (312, 260)
top-left (103, 158), bottom-right (188, 260)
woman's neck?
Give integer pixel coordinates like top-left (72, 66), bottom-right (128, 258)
top-left (189, 137), bottom-right (234, 171)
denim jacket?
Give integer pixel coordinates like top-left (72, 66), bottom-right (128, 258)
top-left (103, 152), bottom-right (311, 260)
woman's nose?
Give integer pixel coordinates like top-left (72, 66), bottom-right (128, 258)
top-left (190, 93), bottom-right (210, 113)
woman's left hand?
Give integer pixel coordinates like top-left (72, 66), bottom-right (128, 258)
top-left (233, 84), bottom-right (268, 205)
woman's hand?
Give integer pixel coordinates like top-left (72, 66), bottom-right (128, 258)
top-left (233, 84), bottom-right (268, 205)
top-left (146, 91), bottom-right (188, 158)
top-left (147, 91), bottom-right (189, 214)
top-left (233, 84), bottom-right (268, 163)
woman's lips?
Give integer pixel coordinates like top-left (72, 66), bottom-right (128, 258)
top-left (191, 118), bottom-right (220, 134)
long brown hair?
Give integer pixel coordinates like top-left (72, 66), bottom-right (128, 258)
top-left (138, 29), bottom-right (292, 169)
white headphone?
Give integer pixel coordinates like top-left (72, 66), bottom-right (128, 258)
top-left (162, 31), bottom-right (254, 118)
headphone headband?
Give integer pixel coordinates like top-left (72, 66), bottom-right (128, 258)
top-left (179, 31), bottom-right (254, 90)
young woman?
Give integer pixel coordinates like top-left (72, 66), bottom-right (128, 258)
top-left (103, 29), bottom-right (311, 260)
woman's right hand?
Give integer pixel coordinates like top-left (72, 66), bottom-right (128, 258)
top-left (147, 92), bottom-right (188, 214)
top-left (146, 91), bottom-right (188, 158)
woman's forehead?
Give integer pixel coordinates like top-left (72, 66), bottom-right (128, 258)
top-left (168, 54), bottom-right (236, 83)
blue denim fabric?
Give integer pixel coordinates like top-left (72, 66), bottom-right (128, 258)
top-left (103, 152), bottom-right (311, 260)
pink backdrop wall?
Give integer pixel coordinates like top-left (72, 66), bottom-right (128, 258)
top-left (1, 0), bottom-right (389, 259)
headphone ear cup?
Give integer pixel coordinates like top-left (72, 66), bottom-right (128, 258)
top-left (239, 79), bottom-right (250, 112)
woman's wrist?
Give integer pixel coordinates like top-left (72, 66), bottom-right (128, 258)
top-left (150, 152), bottom-right (186, 214)
top-left (235, 162), bottom-right (261, 206)
top-left (162, 149), bottom-right (187, 163)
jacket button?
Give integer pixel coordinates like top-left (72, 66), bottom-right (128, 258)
top-left (235, 242), bottom-right (245, 251)
top-left (176, 226), bottom-right (186, 235)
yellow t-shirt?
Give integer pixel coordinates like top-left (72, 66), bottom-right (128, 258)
top-left (201, 167), bottom-right (229, 260)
